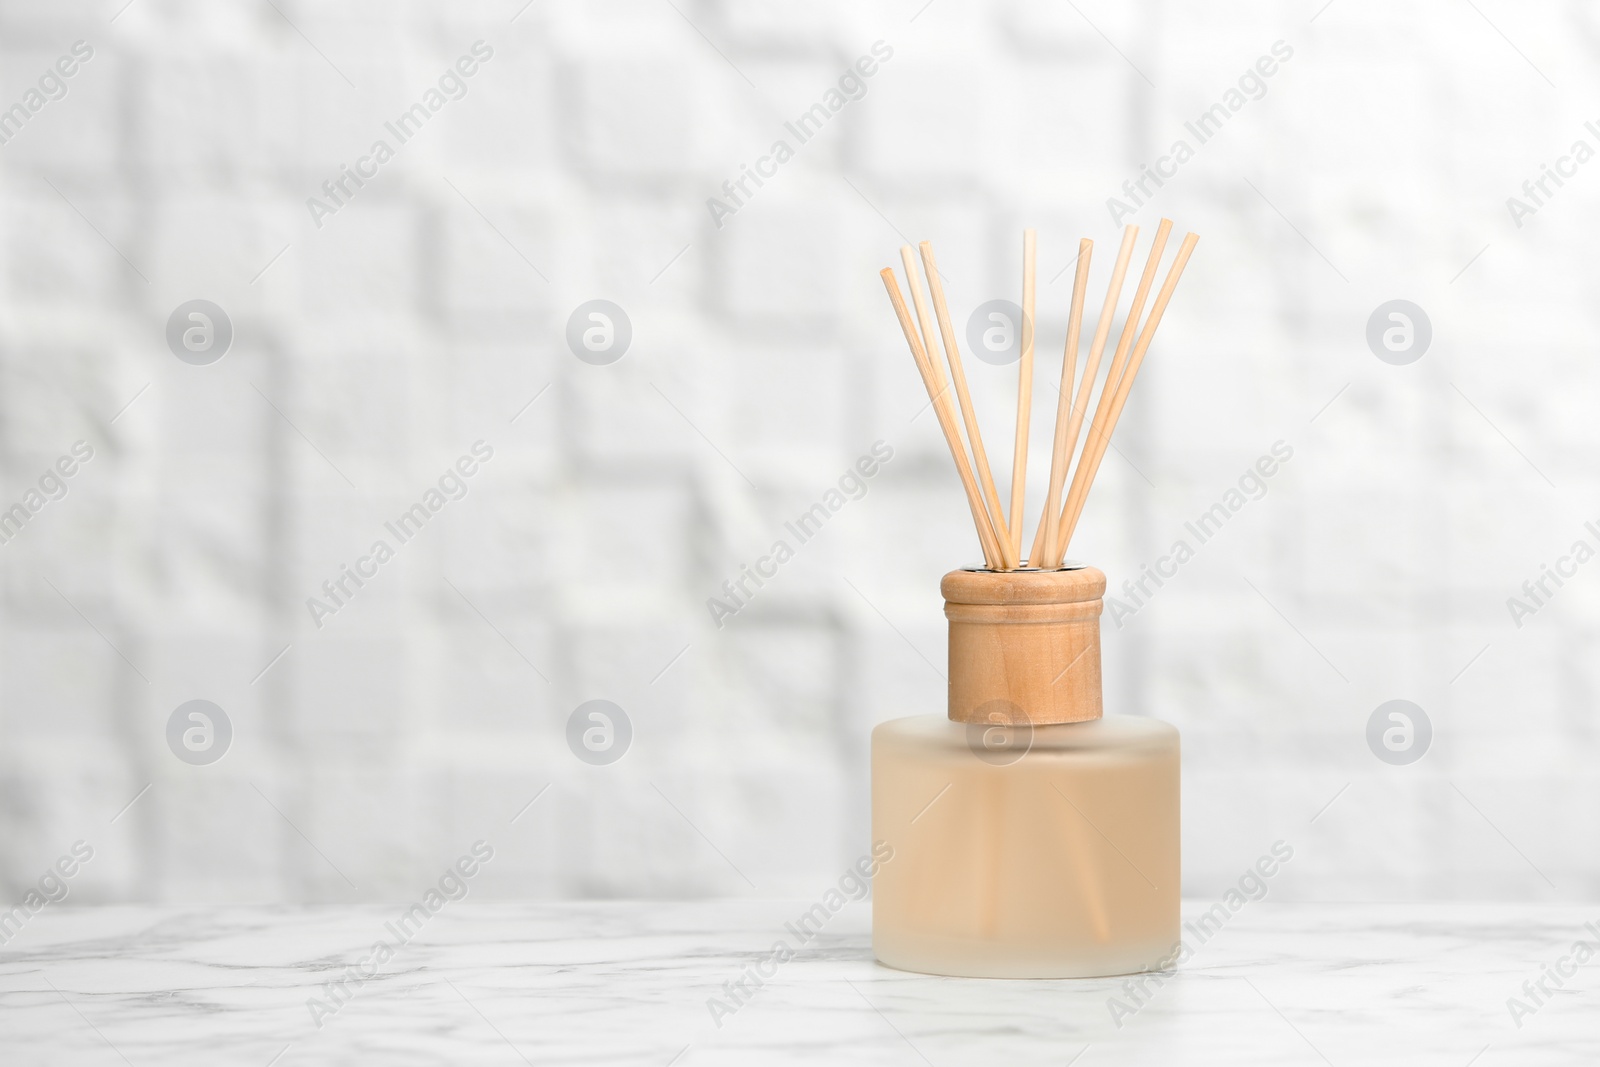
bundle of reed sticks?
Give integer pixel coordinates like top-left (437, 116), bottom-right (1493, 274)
top-left (880, 220), bottom-right (1198, 570)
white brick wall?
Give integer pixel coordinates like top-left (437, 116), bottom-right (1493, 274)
top-left (1, 0), bottom-right (1596, 905)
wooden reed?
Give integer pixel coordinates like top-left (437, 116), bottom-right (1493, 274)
top-left (899, 246), bottom-right (949, 425)
top-left (1051, 218), bottom-right (1172, 562)
top-left (876, 220), bottom-right (1198, 573)
top-left (1056, 786), bottom-right (1114, 943)
top-left (1007, 230), bottom-right (1036, 567)
top-left (897, 246), bottom-right (1007, 567)
top-left (1034, 225), bottom-right (1140, 569)
top-left (1056, 231), bottom-right (1200, 551)
top-left (919, 242), bottom-right (1016, 570)
top-left (1031, 238), bottom-right (1093, 569)
top-left (880, 267), bottom-right (1006, 569)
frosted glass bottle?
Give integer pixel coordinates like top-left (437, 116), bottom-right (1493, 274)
top-left (871, 566), bottom-right (1180, 978)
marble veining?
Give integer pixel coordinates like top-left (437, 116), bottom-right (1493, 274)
top-left (0, 902), bottom-right (1596, 1065)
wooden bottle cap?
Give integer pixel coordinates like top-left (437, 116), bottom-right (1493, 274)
top-left (941, 565), bottom-right (1105, 725)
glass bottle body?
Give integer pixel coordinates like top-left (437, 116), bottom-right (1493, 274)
top-left (871, 714), bottom-right (1179, 978)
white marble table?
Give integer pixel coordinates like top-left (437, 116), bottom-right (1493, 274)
top-left (0, 902), bottom-right (1595, 1065)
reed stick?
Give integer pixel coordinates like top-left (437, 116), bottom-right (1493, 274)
top-left (880, 267), bottom-right (1006, 568)
top-left (917, 243), bottom-right (1017, 569)
top-left (1056, 787), bottom-right (1113, 943)
top-left (1051, 219), bottom-right (1172, 562)
top-left (900, 246), bottom-right (942, 386)
top-left (1055, 231), bottom-right (1199, 553)
top-left (978, 773), bottom-right (1003, 940)
top-left (1007, 230), bottom-right (1036, 566)
top-left (1033, 225), bottom-right (1139, 569)
top-left (1030, 237), bottom-right (1093, 569)
top-left (896, 247), bottom-right (976, 551)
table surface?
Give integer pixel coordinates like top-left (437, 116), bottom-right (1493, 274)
top-left (0, 901), bottom-right (1595, 1065)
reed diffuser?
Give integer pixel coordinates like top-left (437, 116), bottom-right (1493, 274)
top-left (871, 220), bottom-right (1198, 978)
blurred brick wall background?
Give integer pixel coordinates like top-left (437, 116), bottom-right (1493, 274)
top-left (1, 0), bottom-right (1596, 904)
